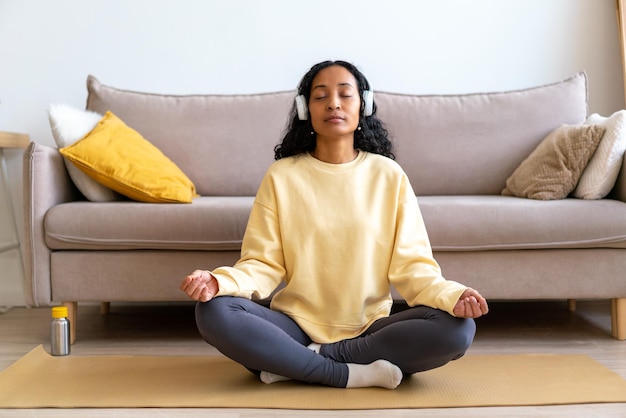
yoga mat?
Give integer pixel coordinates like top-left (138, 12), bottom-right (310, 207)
top-left (1, 345), bottom-right (626, 409)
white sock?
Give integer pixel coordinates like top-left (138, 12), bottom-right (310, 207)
top-left (260, 343), bottom-right (321, 384)
top-left (346, 360), bottom-right (403, 389)
top-left (260, 371), bottom-right (291, 384)
top-left (308, 342), bottom-right (321, 353)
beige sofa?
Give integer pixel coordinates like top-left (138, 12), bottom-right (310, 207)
top-left (23, 73), bottom-right (626, 341)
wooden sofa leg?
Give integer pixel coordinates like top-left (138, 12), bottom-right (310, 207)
top-left (100, 302), bottom-right (110, 315)
top-left (611, 298), bottom-right (626, 341)
top-left (567, 299), bottom-right (576, 312)
top-left (62, 302), bottom-right (77, 344)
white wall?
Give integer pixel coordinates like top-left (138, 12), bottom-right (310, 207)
top-left (0, 0), bottom-right (623, 307)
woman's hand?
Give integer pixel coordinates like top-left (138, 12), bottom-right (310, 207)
top-left (453, 288), bottom-right (489, 318)
top-left (180, 270), bottom-right (219, 302)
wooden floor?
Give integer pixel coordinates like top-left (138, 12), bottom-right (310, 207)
top-left (1, 299), bottom-right (626, 417)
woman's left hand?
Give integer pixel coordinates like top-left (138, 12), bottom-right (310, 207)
top-left (453, 288), bottom-right (489, 318)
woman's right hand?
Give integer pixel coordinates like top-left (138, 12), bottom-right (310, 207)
top-left (180, 270), bottom-right (219, 302)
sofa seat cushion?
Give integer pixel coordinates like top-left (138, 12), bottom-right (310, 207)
top-left (418, 196), bottom-right (626, 251)
top-left (44, 196), bottom-right (254, 251)
top-left (45, 195), bottom-right (626, 253)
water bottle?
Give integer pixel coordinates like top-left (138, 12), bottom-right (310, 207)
top-left (51, 306), bottom-right (71, 356)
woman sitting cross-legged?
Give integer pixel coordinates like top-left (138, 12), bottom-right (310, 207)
top-left (180, 60), bottom-right (489, 389)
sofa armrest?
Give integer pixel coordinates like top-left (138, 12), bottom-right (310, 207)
top-left (611, 153), bottom-right (626, 202)
top-left (22, 142), bottom-right (82, 306)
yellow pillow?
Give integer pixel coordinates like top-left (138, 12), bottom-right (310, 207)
top-left (60, 111), bottom-right (197, 203)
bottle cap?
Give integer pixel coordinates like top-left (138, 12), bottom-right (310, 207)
top-left (52, 306), bottom-right (68, 319)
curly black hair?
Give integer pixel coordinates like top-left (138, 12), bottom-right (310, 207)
top-left (274, 60), bottom-right (394, 160)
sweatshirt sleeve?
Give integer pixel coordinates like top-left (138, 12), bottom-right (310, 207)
top-left (388, 176), bottom-right (467, 315)
top-left (211, 173), bottom-right (286, 300)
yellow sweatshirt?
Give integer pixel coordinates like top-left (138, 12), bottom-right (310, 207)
top-left (212, 151), bottom-right (467, 343)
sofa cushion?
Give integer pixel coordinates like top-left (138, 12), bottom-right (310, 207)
top-left (59, 111), bottom-right (197, 203)
top-left (574, 110), bottom-right (626, 199)
top-left (86, 76), bottom-right (293, 197)
top-left (501, 124), bottom-right (604, 200)
top-left (44, 197), bottom-right (254, 250)
top-left (375, 72), bottom-right (588, 195)
top-left (43, 195), bottom-right (626, 251)
top-left (418, 195), bottom-right (626, 250)
top-left (49, 104), bottom-right (124, 202)
top-left (86, 73), bottom-right (588, 198)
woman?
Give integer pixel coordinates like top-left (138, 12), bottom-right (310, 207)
top-left (180, 60), bottom-right (489, 389)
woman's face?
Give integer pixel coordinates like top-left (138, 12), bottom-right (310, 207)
top-left (308, 65), bottom-right (361, 140)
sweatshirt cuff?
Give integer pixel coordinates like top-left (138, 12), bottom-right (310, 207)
top-left (441, 285), bottom-right (468, 316)
top-left (212, 273), bottom-right (244, 298)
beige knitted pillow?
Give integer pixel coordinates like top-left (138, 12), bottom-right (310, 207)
top-left (502, 125), bottom-right (605, 200)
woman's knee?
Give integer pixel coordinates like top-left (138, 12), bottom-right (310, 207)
top-left (409, 307), bottom-right (476, 355)
top-left (194, 296), bottom-right (244, 344)
top-left (403, 316), bottom-right (475, 373)
top-left (448, 317), bottom-right (476, 359)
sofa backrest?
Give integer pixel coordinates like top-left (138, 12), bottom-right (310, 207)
top-left (86, 76), bottom-right (293, 196)
top-left (376, 72), bottom-right (588, 195)
top-left (86, 72), bottom-right (588, 196)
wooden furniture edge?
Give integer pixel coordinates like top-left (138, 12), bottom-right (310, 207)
top-left (0, 131), bottom-right (30, 149)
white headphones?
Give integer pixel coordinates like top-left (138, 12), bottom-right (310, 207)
top-left (295, 89), bottom-right (374, 121)
top-left (295, 94), bottom-right (309, 121)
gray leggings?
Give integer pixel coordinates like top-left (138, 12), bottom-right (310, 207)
top-left (195, 296), bottom-right (476, 388)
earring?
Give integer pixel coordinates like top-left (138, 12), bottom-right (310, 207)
top-left (310, 131), bottom-right (315, 135)
top-left (357, 126), bottom-right (362, 131)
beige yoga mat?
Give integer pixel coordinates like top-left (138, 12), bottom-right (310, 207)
top-left (1, 345), bottom-right (626, 409)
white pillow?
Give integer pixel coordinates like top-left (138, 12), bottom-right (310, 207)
top-left (48, 104), bottom-right (122, 201)
top-left (573, 110), bottom-right (626, 199)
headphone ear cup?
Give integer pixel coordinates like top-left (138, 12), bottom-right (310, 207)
top-left (295, 95), bottom-right (308, 120)
top-left (362, 90), bottom-right (374, 117)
